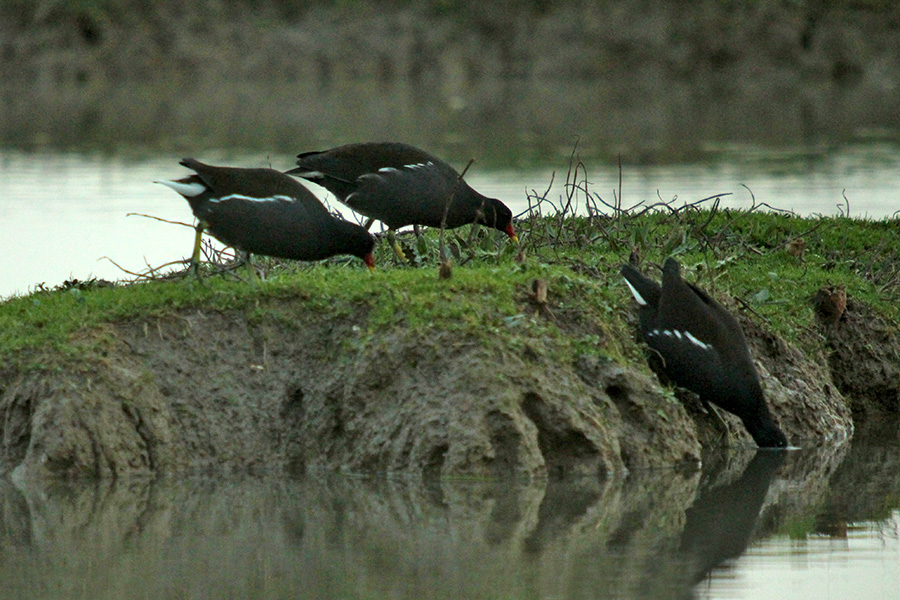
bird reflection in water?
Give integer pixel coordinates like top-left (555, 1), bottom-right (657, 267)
top-left (677, 450), bottom-right (787, 592)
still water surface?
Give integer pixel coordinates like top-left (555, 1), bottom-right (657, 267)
top-left (1, 427), bottom-right (898, 600)
top-left (1, 144), bottom-right (899, 299)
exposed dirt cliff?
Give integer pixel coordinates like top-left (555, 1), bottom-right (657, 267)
top-left (0, 283), bottom-right (864, 480)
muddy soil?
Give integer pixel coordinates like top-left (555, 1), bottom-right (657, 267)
top-left (816, 298), bottom-right (900, 418)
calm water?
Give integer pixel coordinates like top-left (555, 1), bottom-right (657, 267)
top-left (1, 144), bottom-right (900, 299)
top-left (1, 426), bottom-right (898, 600)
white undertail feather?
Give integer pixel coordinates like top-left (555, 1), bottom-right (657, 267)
top-left (293, 170), bottom-right (324, 179)
top-left (156, 180), bottom-right (206, 197)
top-left (622, 278), bottom-right (647, 306)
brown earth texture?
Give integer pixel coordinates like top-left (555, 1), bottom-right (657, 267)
top-left (2, 283), bottom-right (895, 481)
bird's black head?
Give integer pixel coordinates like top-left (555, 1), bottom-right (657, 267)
top-left (354, 230), bottom-right (377, 270)
top-left (477, 198), bottom-right (517, 242)
top-left (729, 373), bottom-right (788, 449)
top-left (335, 220), bottom-right (376, 270)
top-left (752, 423), bottom-right (788, 448)
top-left (742, 409), bottom-right (788, 448)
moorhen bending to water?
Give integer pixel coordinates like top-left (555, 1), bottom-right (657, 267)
top-left (620, 258), bottom-right (788, 448)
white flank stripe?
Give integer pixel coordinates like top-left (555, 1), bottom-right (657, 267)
top-left (662, 330), bottom-right (673, 337)
top-left (378, 167), bottom-right (399, 174)
top-left (404, 161), bottom-right (433, 170)
top-left (674, 330), bottom-right (683, 340)
top-left (157, 180), bottom-right (206, 197)
top-left (294, 170), bottom-right (324, 179)
top-left (622, 278), bottom-right (647, 306)
top-left (684, 331), bottom-right (710, 350)
top-left (211, 193), bottom-right (294, 204)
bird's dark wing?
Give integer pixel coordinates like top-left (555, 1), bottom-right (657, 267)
top-left (205, 194), bottom-right (349, 260)
top-left (181, 159), bottom-right (331, 217)
top-left (346, 161), bottom-right (458, 228)
top-left (290, 143), bottom-right (437, 200)
top-left (657, 259), bottom-right (724, 346)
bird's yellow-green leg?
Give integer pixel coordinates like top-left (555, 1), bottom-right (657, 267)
top-left (387, 228), bottom-right (408, 262)
top-left (242, 251), bottom-right (260, 282)
top-left (188, 221), bottom-right (206, 278)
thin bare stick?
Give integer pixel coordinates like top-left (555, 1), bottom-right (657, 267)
top-left (617, 154), bottom-right (623, 213)
top-left (439, 158), bottom-right (475, 262)
top-left (100, 256), bottom-right (186, 279)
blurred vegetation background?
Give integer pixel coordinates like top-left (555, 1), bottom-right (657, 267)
top-left (2, 0), bottom-right (900, 162)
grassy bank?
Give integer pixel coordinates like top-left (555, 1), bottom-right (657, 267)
top-left (2, 203), bottom-right (898, 371)
top-left (0, 258), bottom-right (632, 370)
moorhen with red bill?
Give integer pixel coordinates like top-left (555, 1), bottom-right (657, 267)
top-left (287, 142), bottom-right (517, 258)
